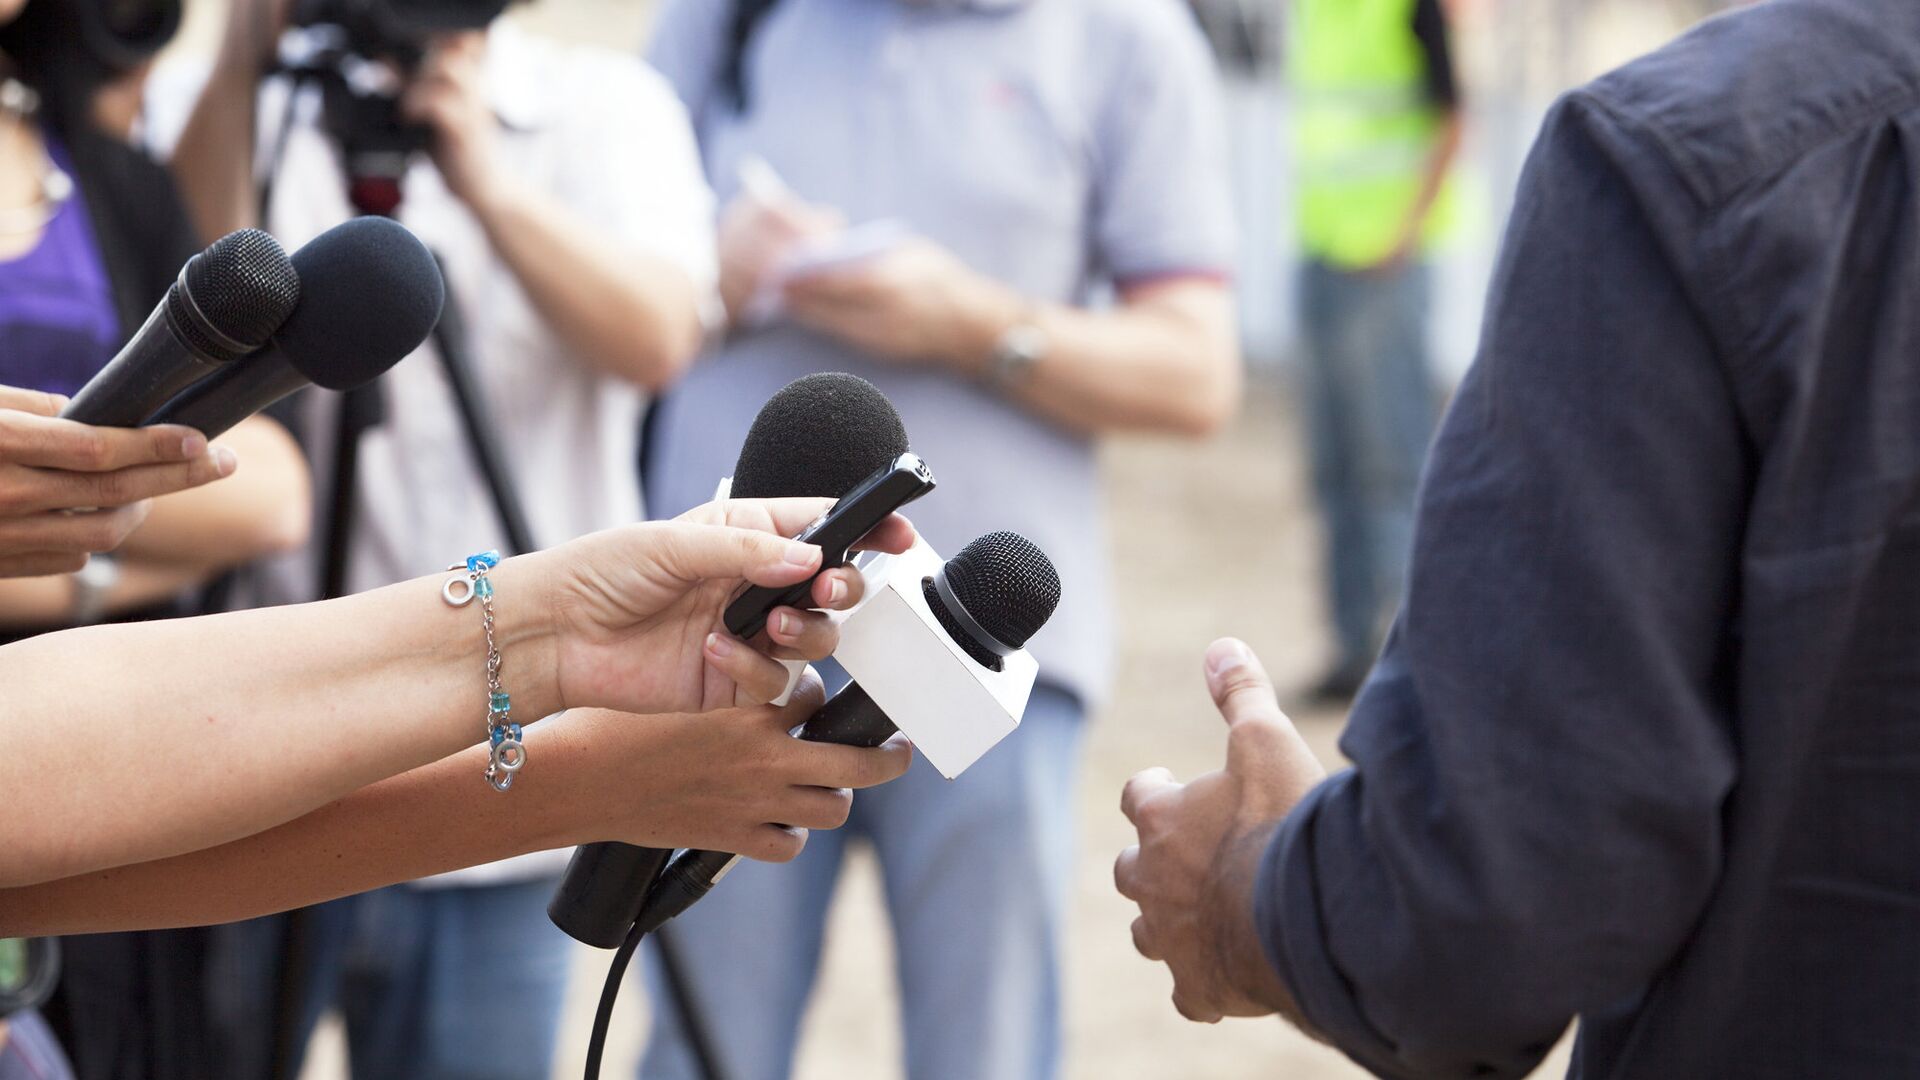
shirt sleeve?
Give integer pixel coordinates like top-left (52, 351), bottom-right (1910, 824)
top-left (565, 54), bottom-right (718, 296)
top-left (1411, 0), bottom-right (1461, 109)
top-left (1089, 5), bottom-right (1236, 286)
top-left (1255, 93), bottom-right (1747, 1079)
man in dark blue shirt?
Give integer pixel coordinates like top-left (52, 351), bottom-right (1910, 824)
top-left (1115, 1), bottom-right (1920, 1076)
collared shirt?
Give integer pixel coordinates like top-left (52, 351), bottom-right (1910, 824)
top-left (1258, 2), bottom-right (1920, 1076)
top-left (254, 23), bottom-right (716, 886)
top-left (642, 0), bottom-right (1235, 707)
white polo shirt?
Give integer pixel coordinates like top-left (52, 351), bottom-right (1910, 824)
top-left (253, 24), bottom-right (717, 886)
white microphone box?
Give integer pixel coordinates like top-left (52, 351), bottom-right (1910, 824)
top-left (835, 539), bottom-right (1038, 779)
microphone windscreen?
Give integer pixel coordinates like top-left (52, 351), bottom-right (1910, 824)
top-left (175, 228), bottom-right (299, 361)
top-left (940, 531), bottom-right (1061, 653)
top-left (731, 372), bottom-right (909, 498)
top-left (280, 217), bottom-right (446, 390)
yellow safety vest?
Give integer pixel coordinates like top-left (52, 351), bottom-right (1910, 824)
top-left (1289, 0), bottom-right (1458, 268)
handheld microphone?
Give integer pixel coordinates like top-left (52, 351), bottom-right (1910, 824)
top-left (62, 228), bottom-right (300, 427)
top-left (147, 218), bottom-right (445, 438)
top-left (630, 531), bottom-right (1061, 935)
top-left (548, 371), bottom-right (918, 949)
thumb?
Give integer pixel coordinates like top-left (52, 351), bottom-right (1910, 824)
top-left (647, 522), bottom-right (822, 590)
top-left (1205, 638), bottom-right (1283, 730)
top-left (1205, 639), bottom-right (1326, 814)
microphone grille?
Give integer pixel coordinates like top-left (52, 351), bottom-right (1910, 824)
top-left (732, 373), bottom-right (909, 498)
top-left (941, 531), bottom-right (1061, 653)
top-left (179, 228), bottom-right (300, 359)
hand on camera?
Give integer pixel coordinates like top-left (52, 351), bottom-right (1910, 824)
top-left (547, 671), bottom-right (912, 862)
top-left (0, 386), bottom-right (235, 578)
top-left (521, 496), bottom-right (914, 719)
top-left (401, 32), bottom-right (503, 211)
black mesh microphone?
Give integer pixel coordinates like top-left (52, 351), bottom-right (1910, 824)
top-left (63, 228), bottom-right (300, 427)
top-left (548, 372), bottom-right (913, 949)
top-left (629, 531), bottom-right (1061, 935)
top-left (147, 217), bottom-right (444, 438)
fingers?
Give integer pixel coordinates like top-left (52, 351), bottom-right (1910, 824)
top-left (0, 386), bottom-right (66, 417)
top-left (764, 606), bottom-right (840, 658)
top-left (0, 551), bottom-right (90, 578)
top-left (788, 732), bottom-right (914, 791)
top-left (1205, 638), bottom-right (1285, 730)
top-left (0, 411), bottom-right (209, 472)
top-left (0, 503), bottom-right (151, 558)
top-left (1114, 844), bottom-right (1141, 900)
top-left (849, 512), bottom-right (916, 556)
top-left (809, 566), bottom-right (863, 610)
top-left (1120, 767), bottom-right (1178, 825)
top-left (704, 632), bottom-right (797, 705)
top-left (1131, 915), bottom-right (1162, 961)
top-left (651, 521), bottom-right (822, 589)
top-left (13, 449), bottom-right (237, 515)
top-left (741, 824), bottom-right (809, 864)
top-left (775, 785), bottom-right (854, 831)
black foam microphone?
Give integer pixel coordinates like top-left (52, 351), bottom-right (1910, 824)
top-left (548, 372), bottom-right (914, 950)
top-left (63, 228), bottom-right (299, 427)
top-left (630, 531), bottom-right (1061, 934)
top-left (147, 218), bottom-right (444, 438)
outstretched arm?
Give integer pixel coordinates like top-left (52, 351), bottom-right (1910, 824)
top-left (0, 688), bottom-right (913, 936)
top-left (2, 498), bottom-right (913, 888)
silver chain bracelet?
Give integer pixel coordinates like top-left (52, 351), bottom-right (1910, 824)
top-left (443, 550), bottom-right (523, 792)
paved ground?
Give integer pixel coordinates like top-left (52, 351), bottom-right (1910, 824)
top-left (304, 379), bottom-right (1571, 1078)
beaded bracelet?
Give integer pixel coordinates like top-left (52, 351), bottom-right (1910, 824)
top-left (443, 550), bottom-right (523, 792)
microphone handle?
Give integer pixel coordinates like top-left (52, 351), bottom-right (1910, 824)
top-left (548, 841), bottom-right (674, 949)
top-left (632, 682), bottom-right (899, 934)
top-left (145, 347), bottom-right (309, 439)
top-left (64, 299), bottom-right (227, 427)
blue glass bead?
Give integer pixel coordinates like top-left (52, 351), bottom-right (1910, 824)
top-left (467, 550), bottom-right (501, 573)
top-left (490, 691), bottom-right (511, 711)
top-left (508, 723), bottom-right (523, 741)
top-left (489, 726), bottom-right (505, 747)
top-left (475, 576), bottom-right (494, 599)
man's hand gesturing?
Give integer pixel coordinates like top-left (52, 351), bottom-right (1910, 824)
top-left (1115, 638), bottom-right (1329, 1026)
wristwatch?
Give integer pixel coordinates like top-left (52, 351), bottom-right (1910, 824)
top-left (985, 322), bottom-right (1048, 391)
top-left (69, 553), bottom-right (120, 626)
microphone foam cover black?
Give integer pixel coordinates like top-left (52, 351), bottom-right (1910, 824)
top-left (941, 531), bottom-right (1061, 652)
top-left (280, 217), bottom-right (446, 390)
top-left (177, 228), bottom-right (299, 360)
top-left (731, 373), bottom-right (909, 498)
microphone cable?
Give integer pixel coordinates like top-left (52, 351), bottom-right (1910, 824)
top-left (584, 921), bottom-right (727, 1080)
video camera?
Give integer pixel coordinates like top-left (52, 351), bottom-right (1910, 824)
top-left (276, 0), bottom-right (508, 214)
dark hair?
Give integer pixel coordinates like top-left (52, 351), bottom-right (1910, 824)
top-left (0, 0), bottom-right (182, 132)
top-left (720, 0), bottom-right (780, 113)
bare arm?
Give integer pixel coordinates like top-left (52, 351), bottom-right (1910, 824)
top-left (169, 0), bottom-right (283, 239)
top-left (0, 696), bottom-right (911, 936)
top-left (0, 498), bottom-right (909, 888)
top-left (925, 275), bottom-right (1241, 438)
top-left (403, 35), bottom-right (704, 390)
top-left (779, 243), bottom-right (1241, 438)
top-left (465, 179), bottom-right (704, 389)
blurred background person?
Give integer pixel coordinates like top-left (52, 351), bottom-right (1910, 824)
top-left (1288, 0), bottom-right (1462, 704)
top-left (636, 1), bottom-right (1239, 1078)
top-left (0, 0), bottom-right (310, 1075)
top-left (169, 0), bottom-right (717, 1075)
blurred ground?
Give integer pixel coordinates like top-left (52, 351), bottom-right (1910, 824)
top-left (296, 377), bottom-right (1573, 1079)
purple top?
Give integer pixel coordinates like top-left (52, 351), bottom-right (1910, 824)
top-left (0, 138), bottom-right (121, 397)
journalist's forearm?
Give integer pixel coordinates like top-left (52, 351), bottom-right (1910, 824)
top-left (112, 417), bottom-right (311, 568)
top-left (0, 740), bottom-right (556, 935)
top-left (942, 278), bottom-right (1241, 438)
top-left (469, 175), bottom-right (704, 390)
top-left (0, 560), bottom-right (559, 888)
